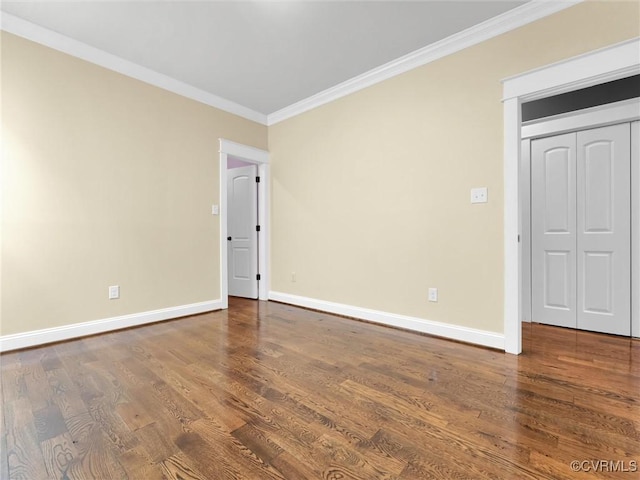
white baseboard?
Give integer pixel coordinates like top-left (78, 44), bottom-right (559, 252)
top-left (0, 300), bottom-right (222, 352)
top-left (268, 292), bottom-right (505, 351)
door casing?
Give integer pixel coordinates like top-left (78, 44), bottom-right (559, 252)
top-left (502, 38), bottom-right (640, 354)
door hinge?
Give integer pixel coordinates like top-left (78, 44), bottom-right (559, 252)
top-left (256, 225), bottom-right (261, 232)
top-left (256, 176), bottom-right (260, 183)
top-left (256, 274), bottom-right (261, 281)
top-left (518, 234), bottom-right (521, 242)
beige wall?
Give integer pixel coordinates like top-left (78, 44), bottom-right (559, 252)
top-left (2, 1), bottom-right (638, 340)
top-left (268, 1), bottom-right (640, 333)
top-left (1, 32), bottom-right (267, 335)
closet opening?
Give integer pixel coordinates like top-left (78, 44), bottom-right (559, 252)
top-left (520, 77), bottom-right (639, 338)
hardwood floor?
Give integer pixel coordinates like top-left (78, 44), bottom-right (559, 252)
top-left (1, 297), bottom-right (639, 479)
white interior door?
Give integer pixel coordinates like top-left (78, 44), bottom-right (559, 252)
top-left (576, 124), bottom-right (630, 335)
top-left (531, 133), bottom-right (577, 328)
top-left (531, 124), bottom-right (632, 335)
top-left (227, 165), bottom-right (258, 299)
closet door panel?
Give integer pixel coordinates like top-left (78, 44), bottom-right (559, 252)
top-left (577, 124), bottom-right (631, 335)
top-left (531, 133), bottom-right (577, 328)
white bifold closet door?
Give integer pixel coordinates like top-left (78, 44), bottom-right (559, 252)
top-left (532, 123), bottom-right (631, 336)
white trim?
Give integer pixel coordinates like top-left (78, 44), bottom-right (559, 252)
top-left (0, 13), bottom-right (267, 125)
top-left (219, 139), bottom-right (270, 305)
top-left (267, 0), bottom-right (581, 125)
top-left (632, 121), bottom-right (640, 338)
top-left (0, 300), bottom-right (222, 352)
top-left (521, 137), bottom-right (532, 323)
top-left (258, 166), bottom-right (270, 302)
top-left (220, 151), bottom-right (229, 310)
top-left (2, 3), bottom-right (582, 127)
top-left (503, 38), bottom-right (640, 101)
top-left (504, 97), bottom-right (523, 354)
top-left (522, 98), bottom-right (640, 140)
top-left (220, 140), bottom-right (269, 164)
top-left (503, 38), bottom-right (640, 354)
top-left (269, 291), bottom-right (505, 350)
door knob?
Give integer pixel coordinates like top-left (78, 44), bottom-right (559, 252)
top-left (227, 236), bottom-right (232, 241)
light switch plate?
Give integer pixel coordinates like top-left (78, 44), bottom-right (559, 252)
top-left (109, 285), bottom-right (120, 300)
top-left (212, 204), bottom-right (219, 215)
top-left (471, 187), bottom-right (488, 204)
top-left (428, 287), bottom-right (438, 302)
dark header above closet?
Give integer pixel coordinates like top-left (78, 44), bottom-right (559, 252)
top-left (522, 74), bottom-right (640, 122)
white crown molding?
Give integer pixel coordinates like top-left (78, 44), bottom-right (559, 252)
top-left (267, 0), bottom-right (583, 125)
top-left (2, 2), bottom-right (583, 127)
top-left (0, 300), bottom-right (222, 352)
top-left (0, 13), bottom-right (268, 126)
top-left (269, 291), bottom-right (505, 351)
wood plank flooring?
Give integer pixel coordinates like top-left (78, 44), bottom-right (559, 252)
top-left (1, 297), bottom-right (639, 479)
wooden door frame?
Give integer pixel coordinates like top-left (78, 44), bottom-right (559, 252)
top-left (219, 139), bottom-right (270, 308)
top-left (502, 38), bottom-right (640, 354)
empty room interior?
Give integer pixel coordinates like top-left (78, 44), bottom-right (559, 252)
top-left (1, 1), bottom-right (639, 479)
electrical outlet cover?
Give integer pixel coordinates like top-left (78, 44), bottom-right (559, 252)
top-left (471, 187), bottom-right (488, 204)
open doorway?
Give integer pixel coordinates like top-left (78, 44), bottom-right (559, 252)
top-left (219, 139), bottom-right (270, 309)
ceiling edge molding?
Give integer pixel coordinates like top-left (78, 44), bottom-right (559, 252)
top-left (0, 12), bottom-right (268, 125)
top-left (266, 0), bottom-right (583, 126)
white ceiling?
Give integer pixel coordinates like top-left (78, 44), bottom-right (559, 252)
top-left (1, 1), bottom-right (527, 116)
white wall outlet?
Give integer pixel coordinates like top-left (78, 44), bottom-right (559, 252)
top-left (211, 204), bottom-right (219, 215)
top-left (428, 287), bottom-right (438, 302)
top-left (471, 187), bottom-right (488, 204)
top-left (109, 285), bottom-right (120, 300)
top-left (291, 272), bottom-right (297, 283)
